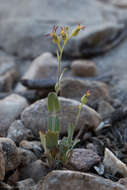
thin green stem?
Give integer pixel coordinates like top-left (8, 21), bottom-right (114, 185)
top-left (74, 103), bottom-right (83, 129)
top-left (56, 40), bottom-right (67, 94)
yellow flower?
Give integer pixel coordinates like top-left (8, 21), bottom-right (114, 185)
top-left (46, 25), bottom-right (60, 45)
top-left (71, 23), bottom-right (85, 37)
top-left (60, 27), bottom-right (68, 42)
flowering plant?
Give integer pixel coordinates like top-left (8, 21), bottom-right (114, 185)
top-left (40, 24), bottom-right (90, 168)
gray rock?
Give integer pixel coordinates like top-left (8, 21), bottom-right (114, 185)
top-left (19, 160), bottom-right (49, 183)
top-left (60, 78), bottom-right (111, 108)
top-left (0, 52), bottom-right (18, 92)
top-left (111, 0), bottom-right (127, 8)
top-left (17, 178), bottom-right (36, 190)
top-left (38, 170), bottom-right (126, 190)
top-left (119, 177), bottom-right (127, 188)
top-left (93, 35), bottom-right (127, 105)
top-left (15, 52), bottom-right (57, 92)
top-left (0, 138), bottom-right (20, 172)
top-left (71, 60), bottom-right (96, 77)
top-left (0, 94), bottom-right (28, 137)
top-left (0, 144), bottom-right (5, 181)
top-left (7, 169), bottom-right (19, 185)
top-left (0, 0), bottom-right (124, 59)
top-left (21, 97), bottom-right (101, 137)
top-left (19, 140), bottom-right (43, 158)
top-left (18, 148), bottom-right (37, 166)
top-left (7, 120), bottom-right (34, 145)
top-left (68, 148), bottom-right (101, 171)
top-left (0, 182), bottom-right (12, 190)
top-left (98, 100), bottom-right (115, 118)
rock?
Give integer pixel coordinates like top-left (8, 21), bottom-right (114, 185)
top-left (38, 170), bottom-right (126, 190)
top-left (103, 148), bottom-right (127, 177)
top-left (0, 138), bottom-right (20, 172)
top-left (0, 182), bottom-right (12, 190)
top-left (21, 97), bottom-right (101, 137)
top-left (93, 35), bottom-right (127, 105)
top-left (7, 169), bottom-right (19, 185)
top-left (0, 144), bottom-right (5, 181)
top-left (111, 0), bottom-right (127, 8)
top-left (71, 60), bottom-right (96, 77)
top-left (86, 143), bottom-right (97, 152)
top-left (119, 178), bottom-right (127, 188)
top-left (68, 148), bottom-right (101, 171)
top-left (111, 77), bottom-right (127, 105)
top-left (0, 53), bottom-right (18, 92)
top-left (0, 0), bottom-right (123, 59)
top-left (7, 120), bottom-right (34, 145)
top-left (60, 78), bottom-right (111, 108)
top-left (15, 52), bottom-right (57, 92)
top-left (19, 140), bottom-right (43, 158)
top-left (98, 100), bottom-right (115, 118)
top-left (19, 160), bottom-right (49, 183)
top-left (16, 178), bottom-right (36, 190)
top-left (18, 148), bottom-right (37, 167)
top-left (0, 94), bottom-right (28, 137)
top-left (113, 99), bottom-right (121, 108)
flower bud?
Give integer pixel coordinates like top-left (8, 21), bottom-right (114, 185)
top-left (81, 90), bottom-right (90, 105)
top-left (71, 23), bottom-right (85, 37)
top-left (60, 27), bottom-right (68, 42)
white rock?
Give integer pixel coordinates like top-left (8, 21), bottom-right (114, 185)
top-left (103, 148), bottom-right (127, 177)
top-left (0, 94), bottom-right (28, 136)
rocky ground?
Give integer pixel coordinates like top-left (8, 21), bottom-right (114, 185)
top-left (0, 0), bottom-right (127, 189)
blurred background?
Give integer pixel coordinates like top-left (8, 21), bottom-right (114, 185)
top-left (0, 0), bottom-right (127, 104)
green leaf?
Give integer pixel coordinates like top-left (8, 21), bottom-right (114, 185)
top-left (48, 116), bottom-right (60, 132)
top-left (48, 92), bottom-right (60, 113)
top-left (46, 130), bottom-right (59, 150)
top-left (71, 139), bottom-right (80, 149)
top-left (48, 117), bottom-right (53, 131)
top-left (54, 116), bottom-right (60, 132)
top-left (39, 131), bottom-right (47, 153)
top-left (67, 124), bottom-right (74, 145)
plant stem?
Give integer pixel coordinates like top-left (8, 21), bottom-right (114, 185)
top-left (56, 40), bottom-right (67, 94)
top-left (74, 104), bottom-right (83, 129)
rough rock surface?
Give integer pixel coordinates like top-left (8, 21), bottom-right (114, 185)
top-left (19, 160), bottom-right (49, 183)
top-left (38, 170), bottom-right (126, 190)
top-left (0, 138), bottom-right (20, 172)
top-left (16, 178), bottom-right (36, 190)
top-left (19, 140), bottom-right (42, 158)
top-left (0, 182), bottom-right (12, 190)
top-left (0, 94), bottom-right (28, 137)
top-left (0, 144), bottom-right (5, 181)
top-left (60, 78), bottom-right (111, 108)
top-left (71, 60), bottom-right (96, 77)
top-left (21, 97), bottom-right (101, 137)
top-left (119, 177), bottom-right (127, 188)
top-left (7, 120), bottom-right (33, 145)
top-left (68, 148), bottom-right (101, 171)
top-left (18, 148), bottom-right (37, 167)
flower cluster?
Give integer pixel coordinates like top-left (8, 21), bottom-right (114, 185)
top-left (46, 23), bottom-right (85, 47)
